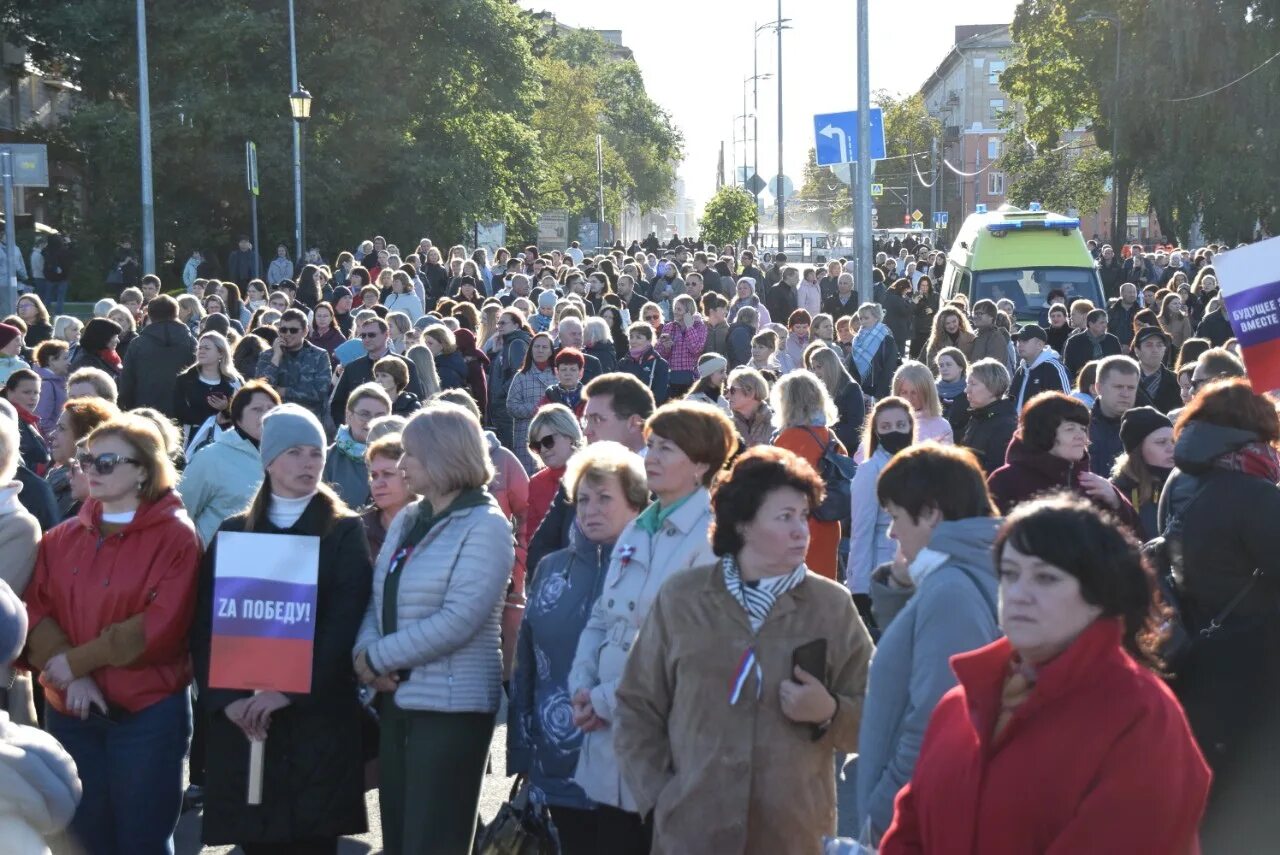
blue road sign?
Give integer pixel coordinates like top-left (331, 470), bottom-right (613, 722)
top-left (813, 109), bottom-right (886, 167)
top-left (933, 211), bottom-right (950, 227)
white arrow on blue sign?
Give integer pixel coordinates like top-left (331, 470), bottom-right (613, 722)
top-left (813, 109), bottom-right (886, 167)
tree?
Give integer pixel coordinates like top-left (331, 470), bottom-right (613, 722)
top-left (874, 91), bottom-right (943, 227)
top-left (10, 0), bottom-right (547, 288)
top-left (699, 187), bottom-right (756, 247)
top-left (1003, 0), bottom-right (1279, 244)
top-left (791, 148), bottom-right (847, 233)
top-left (996, 127), bottom-right (1111, 216)
top-left (538, 27), bottom-right (683, 220)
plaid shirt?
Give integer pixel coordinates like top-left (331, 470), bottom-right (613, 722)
top-left (657, 318), bottom-right (708, 374)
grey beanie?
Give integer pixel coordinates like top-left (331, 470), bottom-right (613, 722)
top-left (0, 577), bottom-right (27, 666)
top-left (537, 289), bottom-right (559, 309)
top-left (259, 403), bottom-right (327, 467)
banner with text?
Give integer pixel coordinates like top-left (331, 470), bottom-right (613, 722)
top-left (1215, 237), bottom-right (1280, 394)
top-left (209, 531), bottom-right (320, 694)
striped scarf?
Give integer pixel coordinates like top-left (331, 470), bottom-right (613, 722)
top-left (722, 554), bottom-right (807, 632)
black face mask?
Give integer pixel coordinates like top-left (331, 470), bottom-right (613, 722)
top-left (878, 430), bottom-right (912, 455)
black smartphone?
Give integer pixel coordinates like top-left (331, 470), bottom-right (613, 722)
top-left (792, 639), bottom-right (828, 685)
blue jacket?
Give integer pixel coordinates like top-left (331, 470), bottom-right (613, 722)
top-left (435, 350), bottom-right (469, 391)
top-left (853, 517), bottom-right (1001, 841)
top-left (618, 348), bottom-right (670, 404)
top-left (508, 525), bottom-right (613, 808)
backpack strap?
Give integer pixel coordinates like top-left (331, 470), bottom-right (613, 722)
top-left (800, 425), bottom-right (833, 456)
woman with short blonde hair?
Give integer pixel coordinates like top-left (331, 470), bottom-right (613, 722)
top-left (355, 401), bottom-right (515, 854)
top-left (401, 400), bottom-right (495, 495)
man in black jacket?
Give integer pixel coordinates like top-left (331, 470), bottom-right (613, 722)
top-left (1107, 282), bottom-right (1141, 342)
top-left (1089, 355), bottom-right (1139, 476)
top-left (1063, 308), bottom-right (1123, 383)
top-left (1097, 245), bottom-right (1124, 299)
top-left (822, 272), bottom-right (859, 320)
top-left (226, 236), bottom-right (259, 289)
top-left (330, 317), bottom-right (422, 426)
top-left (739, 251), bottom-right (766, 288)
top-left (1133, 326), bottom-right (1182, 414)
top-left (764, 265), bottom-right (798, 327)
top-left (118, 295), bottom-right (196, 417)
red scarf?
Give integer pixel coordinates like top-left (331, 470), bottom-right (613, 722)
top-left (98, 348), bottom-right (122, 371)
top-left (1215, 441), bottom-right (1280, 483)
top-left (13, 403), bottom-right (38, 427)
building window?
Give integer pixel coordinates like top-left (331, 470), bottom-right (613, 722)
top-left (988, 138), bottom-right (1001, 161)
top-left (988, 99), bottom-right (1004, 125)
top-left (988, 60), bottom-right (1006, 86)
top-left (988, 172), bottom-right (1005, 196)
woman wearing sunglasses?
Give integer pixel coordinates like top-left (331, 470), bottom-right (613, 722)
top-left (524, 404), bottom-right (585, 553)
top-left (192, 404), bottom-right (373, 853)
top-left (23, 413), bottom-right (202, 853)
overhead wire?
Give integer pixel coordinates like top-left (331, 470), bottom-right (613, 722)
top-left (1166, 47), bottom-right (1280, 102)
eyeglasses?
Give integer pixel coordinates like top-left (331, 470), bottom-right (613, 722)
top-left (726, 385), bottom-right (743, 396)
top-left (76, 452), bottom-right (141, 475)
top-left (528, 434), bottom-right (558, 452)
top-left (358, 331), bottom-right (382, 339)
top-left (278, 326), bottom-right (303, 335)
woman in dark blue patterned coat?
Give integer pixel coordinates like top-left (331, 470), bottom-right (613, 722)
top-left (507, 441), bottom-right (648, 854)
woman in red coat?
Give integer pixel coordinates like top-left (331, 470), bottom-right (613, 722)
top-left (23, 413), bottom-right (202, 853)
top-left (881, 493), bottom-right (1210, 855)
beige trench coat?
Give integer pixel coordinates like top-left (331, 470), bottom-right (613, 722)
top-left (615, 562), bottom-right (874, 855)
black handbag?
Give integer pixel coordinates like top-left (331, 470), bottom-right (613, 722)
top-left (1145, 476), bottom-right (1263, 671)
top-left (475, 776), bottom-right (561, 855)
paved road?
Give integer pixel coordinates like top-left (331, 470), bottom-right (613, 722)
top-left (175, 698), bottom-right (863, 853)
top-left (176, 701), bottom-right (517, 855)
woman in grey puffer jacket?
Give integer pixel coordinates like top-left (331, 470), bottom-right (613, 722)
top-left (353, 403), bottom-right (515, 855)
top-left (852, 445), bottom-right (1001, 845)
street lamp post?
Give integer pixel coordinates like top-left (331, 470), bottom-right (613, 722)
top-left (856, 0), bottom-right (872, 301)
top-left (746, 69), bottom-right (772, 245)
top-left (755, 13), bottom-right (790, 254)
top-left (734, 112), bottom-right (753, 190)
top-left (136, 0), bottom-right (156, 275)
top-left (289, 86), bottom-right (312, 264)
top-left (1078, 11), bottom-right (1123, 248)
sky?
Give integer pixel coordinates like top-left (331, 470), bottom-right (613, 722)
top-left (519, 0), bottom-right (1021, 216)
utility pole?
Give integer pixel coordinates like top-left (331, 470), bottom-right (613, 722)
top-left (931, 136), bottom-right (939, 235)
top-left (775, 0), bottom-right (785, 254)
top-left (288, 0), bottom-right (303, 265)
top-left (136, 0), bottom-right (156, 275)
top-left (596, 133), bottom-right (605, 245)
top-left (855, 0), bottom-right (872, 302)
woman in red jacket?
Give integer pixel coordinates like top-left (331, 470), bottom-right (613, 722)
top-left (23, 413), bottom-right (201, 854)
top-left (881, 493), bottom-right (1210, 855)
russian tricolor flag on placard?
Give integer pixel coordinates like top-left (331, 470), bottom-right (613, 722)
top-left (209, 531), bottom-right (321, 694)
top-left (1214, 237), bottom-right (1280, 395)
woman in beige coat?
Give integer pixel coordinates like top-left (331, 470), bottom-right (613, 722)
top-left (568, 401), bottom-right (736, 853)
top-left (0, 403), bottom-right (40, 723)
top-left (615, 446), bottom-right (873, 854)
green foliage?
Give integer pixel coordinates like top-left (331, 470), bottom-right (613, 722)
top-left (996, 129), bottom-right (1111, 215)
top-left (538, 28), bottom-right (683, 218)
top-left (1004, 0), bottom-right (1280, 243)
top-left (878, 91), bottom-right (943, 161)
top-left (792, 148), bottom-right (847, 232)
top-left (699, 187), bottom-right (757, 247)
top-left (5, 1), bottom-right (680, 291)
top-left (791, 92), bottom-right (941, 232)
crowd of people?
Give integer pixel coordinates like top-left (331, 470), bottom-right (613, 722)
top-left (0, 229), bottom-right (1272, 854)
